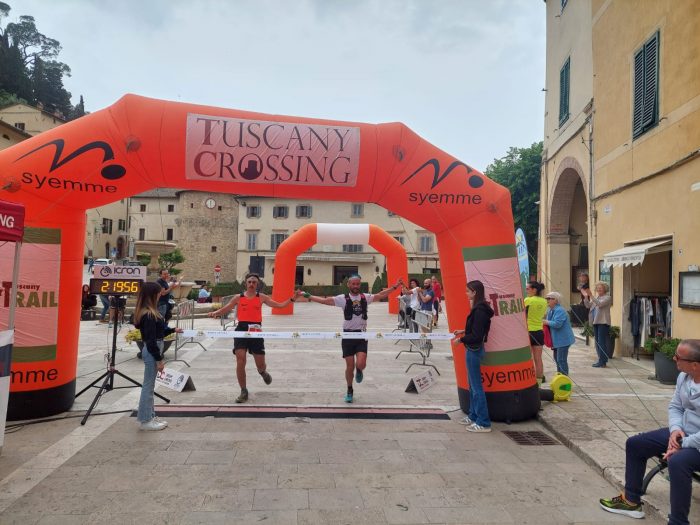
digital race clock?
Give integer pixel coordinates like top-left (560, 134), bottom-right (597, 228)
top-left (89, 278), bottom-right (143, 295)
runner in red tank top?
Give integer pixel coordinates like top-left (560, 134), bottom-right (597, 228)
top-left (209, 273), bottom-right (295, 403)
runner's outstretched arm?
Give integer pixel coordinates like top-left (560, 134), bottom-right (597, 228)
top-left (296, 289), bottom-right (335, 306)
top-left (208, 295), bottom-right (239, 318)
top-left (261, 294), bottom-right (295, 309)
top-left (373, 279), bottom-right (404, 302)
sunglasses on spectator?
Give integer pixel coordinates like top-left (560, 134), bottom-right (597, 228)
top-left (674, 353), bottom-right (698, 362)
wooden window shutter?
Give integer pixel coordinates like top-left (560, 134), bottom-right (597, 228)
top-left (632, 47), bottom-right (646, 136)
top-left (642, 32), bottom-right (659, 129)
top-left (559, 58), bottom-right (570, 125)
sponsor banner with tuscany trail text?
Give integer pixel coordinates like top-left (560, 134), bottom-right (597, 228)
top-left (463, 244), bottom-right (535, 391)
top-left (0, 228), bottom-right (60, 391)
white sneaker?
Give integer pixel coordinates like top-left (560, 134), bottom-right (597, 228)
top-left (458, 416), bottom-right (474, 425)
top-left (466, 423), bottom-right (492, 433)
top-left (139, 419), bottom-right (167, 431)
top-left (153, 416), bottom-right (168, 428)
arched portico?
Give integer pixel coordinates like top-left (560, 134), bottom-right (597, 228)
top-left (547, 157), bottom-right (590, 308)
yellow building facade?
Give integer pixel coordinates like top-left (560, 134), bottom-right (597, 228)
top-left (541, 0), bottom-right (700, 355)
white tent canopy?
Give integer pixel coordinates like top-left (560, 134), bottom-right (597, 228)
top-left (602, 239), bottom-right (672, 268)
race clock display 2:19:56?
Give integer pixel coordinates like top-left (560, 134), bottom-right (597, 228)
top-left (89, 278), bottom-right (143, 295)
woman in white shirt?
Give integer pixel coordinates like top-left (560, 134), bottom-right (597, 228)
top-left (583, 281), bottom-right (612, 367)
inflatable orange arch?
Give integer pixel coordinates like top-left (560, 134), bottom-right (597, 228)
top-left (0, 94), bottom-right (537, 421)
top-left (271, 223), bottom-right (407, 315)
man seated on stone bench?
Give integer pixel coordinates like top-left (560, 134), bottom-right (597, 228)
top-left (599, 338), bottom-right (700, 524)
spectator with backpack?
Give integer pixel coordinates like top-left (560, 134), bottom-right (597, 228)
top-left (297, 274), bottom-right (404, 403)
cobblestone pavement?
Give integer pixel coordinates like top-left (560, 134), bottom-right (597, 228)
top-left (0, 297), bottom-right (676, 524)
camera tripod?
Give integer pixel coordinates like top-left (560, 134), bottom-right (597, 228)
top-left (75, 296), bottom-right (170, 425)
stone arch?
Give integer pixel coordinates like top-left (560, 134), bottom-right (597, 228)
top-left (548, 156), bottom-right (588, 235)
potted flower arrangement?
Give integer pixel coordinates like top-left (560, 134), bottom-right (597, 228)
top-left (650, 337), bottom-right (681, 385)
top-left (125, 329), bottom-right (176, 359)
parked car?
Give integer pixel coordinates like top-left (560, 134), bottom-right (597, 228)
top-left (94, 258), bottom-right (113, 266)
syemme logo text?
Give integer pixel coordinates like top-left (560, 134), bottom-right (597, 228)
top-left (185, 114), bottom-right (360, 187)
top-left (16, 139), bottom-right (125, 193)
top-left (401, 159), bottom-right (484, 206)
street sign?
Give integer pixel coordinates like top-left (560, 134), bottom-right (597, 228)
top-left (214, 264), bottom-right (221, 272)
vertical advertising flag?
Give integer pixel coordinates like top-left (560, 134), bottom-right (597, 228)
top-left (515, 228), bottom-right (529, 293)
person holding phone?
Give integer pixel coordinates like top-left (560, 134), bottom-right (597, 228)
top-left (156, 269), bottom-right (180, 323)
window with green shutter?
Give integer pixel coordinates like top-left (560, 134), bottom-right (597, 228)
top-left (559, 57), bottom-right (570, 126)
top-left (632, 31), bottom-right (660, 139)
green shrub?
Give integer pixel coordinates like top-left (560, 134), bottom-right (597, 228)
top-left (659, 338), bottom-right (682, 359)
top-left (581, 321), bottom-right (594, 338)
top-left (609, 325), bottom-right (621, 339)
top-left (212, 281), bottom-right (242, 297)
top-left (371, 276), bottom-right (383, 294)
top-left (644, 336), bottom-right (662, 354)
top-left (187, 288), bottom-right (199, 301)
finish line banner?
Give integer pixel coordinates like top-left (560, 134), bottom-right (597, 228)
top-left (181, 330), bottom-right (454, 340)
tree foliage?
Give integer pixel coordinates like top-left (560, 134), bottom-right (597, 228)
top-left (485, 142), bottom-right (543, 264)
top-left (0, 3), bottom-right (85, 119)
top-left (158, 249), bottom-right (185, 276)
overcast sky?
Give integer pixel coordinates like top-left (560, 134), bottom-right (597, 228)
top-left (12, 0), bottom-right (545, 172)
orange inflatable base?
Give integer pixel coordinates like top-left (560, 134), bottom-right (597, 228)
top-left (7, 380), bottom-right (75, 421)
top-left (457, 385), bottom-right (541, 423)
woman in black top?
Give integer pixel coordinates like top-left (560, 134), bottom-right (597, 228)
top-left (133, 282), bottom-right (182, 431)
top-left (452, 280), bottom-right (494, 433)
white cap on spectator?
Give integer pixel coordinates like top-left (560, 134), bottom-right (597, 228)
top-left (545, 291), bottom-right (562, 302)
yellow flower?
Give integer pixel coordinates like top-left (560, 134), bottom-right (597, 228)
top-left (124, 329), bottom-right (177, 344)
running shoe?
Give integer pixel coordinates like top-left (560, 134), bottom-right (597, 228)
top-left (139, 419), bottom-right (167, 431)
top-left (599, 494), bottom-right (644, 519)
top-left (260, 370), bottom-right (272, 385)
top-left (235, 388), bottom-right (249, 403)
top-left (344, 392), bottom-right (353, 403)
top-left (458, 416), bottom-right (473, 425)
top-left (355, 368), bottom-right (363, 384)
top-left (466, 423), bottom-right (492, 433)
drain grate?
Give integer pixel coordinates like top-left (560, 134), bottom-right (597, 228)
top-left (502, 430), bottom-right (560, 446)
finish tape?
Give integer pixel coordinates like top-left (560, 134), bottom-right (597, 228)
top-left (181, 330), bottom-right (455, 340)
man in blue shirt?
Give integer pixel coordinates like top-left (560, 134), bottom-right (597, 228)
top-left (600, 339), bottom-right (700, 524)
